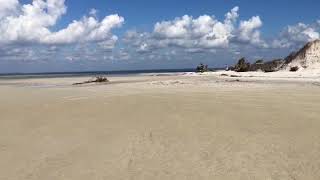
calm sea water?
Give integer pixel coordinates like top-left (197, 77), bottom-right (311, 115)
top-left (0, 68), bottom-right (223, 80)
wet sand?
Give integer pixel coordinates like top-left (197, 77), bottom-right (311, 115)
top-left (1, 74), bottom-right (320, 179)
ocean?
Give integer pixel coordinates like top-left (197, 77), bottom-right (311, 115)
top-left (0, 68), bottom-right (200, 80)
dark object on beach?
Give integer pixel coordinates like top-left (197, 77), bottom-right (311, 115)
top-left (226, 79), bottom-right (240, 82)
top-left (231, 58), bottom-right (251, 72)
top-left (230, 75), bottom-right (241, 77)
top-left (220, 74), bottom-right (229, 76)
top-left (312, 82), bottom-right (320, 87)
top-left (230, 57), bottom-right (285, 72)
top-left (95, 76), bottom-right (109, 82)
top-left (255, 59), bottom-right (264, 64)
top-left (73, 76), bottom-right (109, 85)
top-left (250, 59), bottom-right (284, 72)
top-left (290, 66), bottom-right (299, 72)
top-left (196, 63), bottom-right (208, 73)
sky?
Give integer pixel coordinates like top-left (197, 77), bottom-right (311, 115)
top-left (0, 0), bottom-right (320, 73)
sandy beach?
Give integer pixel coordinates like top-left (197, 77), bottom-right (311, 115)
top-left (1, 72), bottom-right (320, 180)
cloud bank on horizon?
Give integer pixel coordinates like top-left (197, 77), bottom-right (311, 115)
top-left (0, 0), bottom-right (320, 72)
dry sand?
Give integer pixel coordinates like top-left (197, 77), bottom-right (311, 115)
top-left (1, 73), bottom-right (320, 180)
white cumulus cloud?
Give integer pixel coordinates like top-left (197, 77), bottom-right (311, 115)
top-left (0, 0), bottom-right (124, 46)
top-left (236, 16), bottom-right (267, 47)
top-left (0, 0), bottom-right (18, 18)
top-left (42, 14), bottom-right (124, 45)
top-left (124, 6), bottom-right (267, 54)
top-left (272, 21), bottom-right (320, 48)
top-left (153, 6), bottom-right (241, 48)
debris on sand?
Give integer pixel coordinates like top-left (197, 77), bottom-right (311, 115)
top-left (196, 63), bottom-right (209, 73)
top-left (220, 74), bottom-right (229, 76)
top-left (230, 75), bottom-right (241, 78)
top-left (73, 76), bottom-right (109, 85)
top-left (312, 82), bottom-right (320, 87)
top-left (290, 66), bottom-right (299, 72)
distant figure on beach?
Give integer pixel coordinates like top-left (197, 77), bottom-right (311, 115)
top-left (225, 64), bottom-right (229, 71)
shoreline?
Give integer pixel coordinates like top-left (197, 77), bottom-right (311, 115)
top-left (1, 70), bottom-right (320, 89)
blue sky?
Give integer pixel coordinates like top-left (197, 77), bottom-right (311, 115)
top-left (0, 0), bottom-right (320, 73)
top-left (58, 0), bottom-right (320, 37)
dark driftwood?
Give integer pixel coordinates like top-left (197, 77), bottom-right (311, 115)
top-left (220, 74), bottom-right (229, 76)
top-left (73, 76), bottom-right (109, 85)
top-left (230, 75), bottom-right (241, 77)
top-left (290, 66), bottom-right (299, 72)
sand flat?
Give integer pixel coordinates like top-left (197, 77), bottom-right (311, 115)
top-left (1, 74), bottom-right (320, 180)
